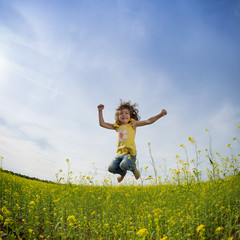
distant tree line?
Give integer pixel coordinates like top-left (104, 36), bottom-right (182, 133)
top-left (1, 169), bottom-right (55, 184)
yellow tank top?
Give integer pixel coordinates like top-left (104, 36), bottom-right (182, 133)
top-left (114, 119), bottom-right (137, 156)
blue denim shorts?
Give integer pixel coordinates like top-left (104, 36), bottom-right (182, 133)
top-left (108, 154), bottom-right (137, 176)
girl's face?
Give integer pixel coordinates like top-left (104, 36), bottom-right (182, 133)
top-left (118, 108), bottom-right (130, 125)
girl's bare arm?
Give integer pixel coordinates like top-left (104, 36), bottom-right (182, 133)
top-left (97, 104), bottom-right (115, 130)
top-left (132, 109), bottom-right (167, 129)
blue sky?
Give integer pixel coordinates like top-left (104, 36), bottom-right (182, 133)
top-left (0, 0), bottom-right (240, 183)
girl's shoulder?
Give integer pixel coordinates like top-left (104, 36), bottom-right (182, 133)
top-left (113, 122), bottom-right (119, 129)
top-left (129, 118), bottom-right (135, 124)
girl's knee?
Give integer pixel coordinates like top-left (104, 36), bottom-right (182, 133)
top-left (120, 156), bottom-right (136, 171)
top-left (119, 161), bottom-right (128, 171)
top-left (108, 165), bottom-right (116, 173)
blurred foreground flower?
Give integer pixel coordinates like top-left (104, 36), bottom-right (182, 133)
top-left (196, 224), bottom-right (205, 233)
top-left (136, 228), bottom-right (148, 236)
top-left (215, 226), bottom-right (223, 232)
top-left (160, 237), bottom-right (168, 240)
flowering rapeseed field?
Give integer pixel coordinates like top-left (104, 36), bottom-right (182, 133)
top-left (1, 127), bottom-right (240, 239)
top-left (1, 170), bottom-right (239, 239)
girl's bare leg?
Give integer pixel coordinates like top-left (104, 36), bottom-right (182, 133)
top-left (134, 168), bottom-right (140, 180)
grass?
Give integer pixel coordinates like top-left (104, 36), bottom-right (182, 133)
top-left (0, 126), bottom-right (240, 239)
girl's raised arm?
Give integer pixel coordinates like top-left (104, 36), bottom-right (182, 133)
top-left (132, 109), bottom-right (167, 129)
top-left (97, 104), bottom-right (115, 130)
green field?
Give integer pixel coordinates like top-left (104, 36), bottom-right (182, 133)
top-left (1, 170), bottom-right (240, 240)
top-left (1, 128), bottom-right (240, 239)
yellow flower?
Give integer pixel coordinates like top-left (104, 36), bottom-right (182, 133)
top-left (67, 215), bottom-right (76, 222)
top-left (215, 226), bottom-right (223, 232)
top-left (196, 224), bottom-right (205, 233)
top-left (136, 228), bottom-right (148, 236)
top-left (233, 137), bottom-right (236, 141)
top-left (180, 144), bottom-right (184, 148)
top-left (67, 215), bottom-right (77, 227)
top-left (4, 218), bottom-right (12, 226)
top-left (188, 137), bottom-right (195, 143)
top-left (160, 236), bottom-right (168, 240)
top-left (1, 206), bottom-right (11, 216)
top-left (205, 128), bottom-right (208, 132)
top-left (29, 201), bottom-right (35, 205)
top-left (238, 125), bottom-right (240, 129)
top-left (227, 143), bottom-right (231, 148)
top-left (66, 159), bottom-right (69, 163)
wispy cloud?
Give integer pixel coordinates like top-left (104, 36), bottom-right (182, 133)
top-left (5, 59), bottom-right (60, 95)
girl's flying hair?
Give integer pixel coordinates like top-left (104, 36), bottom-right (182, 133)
top-left (115, 99), bottom-right (140, 125)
